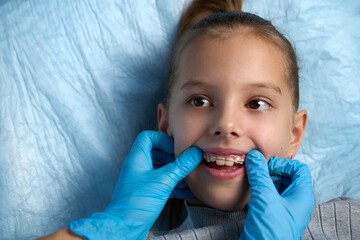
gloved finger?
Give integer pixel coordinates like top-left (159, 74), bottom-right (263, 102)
top-left (169, 186), bottom-right (195, 199)
top-left (245, 149), bottom-right (277, 196)
top-left (269, 157), bottom-right (315, 232)
top-left (127, 131), bottom-right (174, 171)
top-left (161, 146), bottom-right (203, 184)
top-left (269, 157), bottom-right (312, 180)
top-left (270, 174), bottom-right (291, 194)
top-left (270, 162), bottom-right (291, 194)
top-left (133, 131), bottom-right (174, 156)
top-left (151, 146), bottom-right (196, 199)
top-left (152, 148), bottom-right (175, 169)
top-left (269, 157), bottom-right (314, 204)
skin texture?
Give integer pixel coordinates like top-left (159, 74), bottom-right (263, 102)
top-left (158, 32), bottom-right (307, 211)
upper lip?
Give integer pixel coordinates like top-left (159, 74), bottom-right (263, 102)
top-left (201, 147), bottom-right (247, 156)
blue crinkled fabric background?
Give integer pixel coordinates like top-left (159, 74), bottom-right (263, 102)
top-left (0, 0), bottom-right (359, 239)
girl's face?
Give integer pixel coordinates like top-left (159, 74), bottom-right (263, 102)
top-left (158, 33), bottom-right (307, 211)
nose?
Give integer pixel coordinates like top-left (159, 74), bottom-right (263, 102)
top-left (209, 104), bottom-right (242, 138)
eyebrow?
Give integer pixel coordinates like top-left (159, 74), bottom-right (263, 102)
top-left (247, 83), bottom-right (282, 94)
top-left (180, 80), bottom-right (211, 90)
top-left (180, 80), bottom-right (282, 94)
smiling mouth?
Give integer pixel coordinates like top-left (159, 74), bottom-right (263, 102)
top-left (203, 152), bottom-right (245, 171)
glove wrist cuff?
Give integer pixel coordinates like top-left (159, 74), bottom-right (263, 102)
top-left (69, 212), bottom-right (148, 240)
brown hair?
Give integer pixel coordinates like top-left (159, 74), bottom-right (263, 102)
top-left (166, 0), bottom-right (299, 110)
top-left (177, 0), bottom-right (243, 40)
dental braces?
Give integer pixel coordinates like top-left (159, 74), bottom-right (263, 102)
top-left (203, 155), bottom-right (244, 164)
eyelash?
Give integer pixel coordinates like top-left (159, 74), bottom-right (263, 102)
top-left (246, 98), bottom-right (272, 111)
top-left (188, 96), bottom-right (212, 107)
top-left (187, 96), bottom-right (272, 110)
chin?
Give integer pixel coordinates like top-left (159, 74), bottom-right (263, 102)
top-left (190, 184), bottom-right (251, 212)
top-left (204, 193), bottom-right (250, 211)
top-left (185, 165), bottom-right (251, 211)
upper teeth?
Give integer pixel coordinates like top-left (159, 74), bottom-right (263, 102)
top-left (204, 153), bottom-right (245, 166)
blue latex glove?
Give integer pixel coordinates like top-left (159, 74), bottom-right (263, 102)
top-left (69, 131), bottom-right (203, 240)
top-left (240, 150), bottom-right (315, 240)
top-left (152, 148), bottom-right (195, 199)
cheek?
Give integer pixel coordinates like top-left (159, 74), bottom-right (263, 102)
top-left (169, 113), bottom-right (205, 157)
top-left (249, 115), bottom-right (291, 160)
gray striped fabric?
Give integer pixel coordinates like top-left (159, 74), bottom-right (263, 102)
top-left (148, 197), bottom-right (360, 240)
top-left (302, 197), bottom-right (360, 240)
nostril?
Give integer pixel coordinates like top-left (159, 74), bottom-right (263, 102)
top-left (214, 131), bottom-right (221, 136)
top-left (213, 131), bottom-right (239, 137)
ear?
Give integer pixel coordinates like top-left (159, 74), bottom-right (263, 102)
top-left (288, 109), bottom-right (307, 158)
top-left (157, 103), bottom-right (169, 134)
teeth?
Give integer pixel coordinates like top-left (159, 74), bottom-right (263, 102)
top-left (216, 159), bottom-right (225, 166)
top-left (225, 159), bottom-right (234, 167)
top-left (204, 153), bottom-right (245, 166)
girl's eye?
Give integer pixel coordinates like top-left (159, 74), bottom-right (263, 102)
top-left (190, 97), bottom-right (211, 107)
top-left (247, 99), bottom-right (270, 110)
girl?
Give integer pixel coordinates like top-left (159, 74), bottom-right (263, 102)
top-left (42, 0), bottom-right (315, 239)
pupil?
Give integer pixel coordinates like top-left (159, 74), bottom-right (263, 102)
top-left (249, 100), bottom-right (260, 109)
top-left (194, 98), bottom-right (204, 106)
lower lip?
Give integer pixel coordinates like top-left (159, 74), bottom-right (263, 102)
top-left (201, 160), bottom-right (245, 180)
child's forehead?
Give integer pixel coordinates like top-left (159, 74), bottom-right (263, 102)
top-left (180, 34), bottom-right (287, 79)
top-left (182, 31), bottom-right (287, 67)
top-left (173, 33), bottom-right (293, 100)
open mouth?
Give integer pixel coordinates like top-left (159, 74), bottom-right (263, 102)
top-left (203, 152), bottom-right (245, 172)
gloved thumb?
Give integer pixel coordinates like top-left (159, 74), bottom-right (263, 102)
top-left (162, 146), bottom-right (203, 182)
top-left (245, 149), bottom-right (277, 195)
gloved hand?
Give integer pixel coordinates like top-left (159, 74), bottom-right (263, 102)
top-left (240, 150), bottom-right (315, 240)
top-left (69, 131), bottom-right (203, 240)
top-left (152, 148), bottom-right (195, 199)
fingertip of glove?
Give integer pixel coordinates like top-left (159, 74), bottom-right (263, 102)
top-left (139, 130), bottom-right (173, 141)
top-left (247, 149), bottom-right (263, 158)
top-left (178, 147), bottom-right (203, 167)
top-left (245, 149), bottom-right (267, 166)
top-left (174, 147), bottom-right (203, 176)
top-left (187, 146), bottom-right (203, 160)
